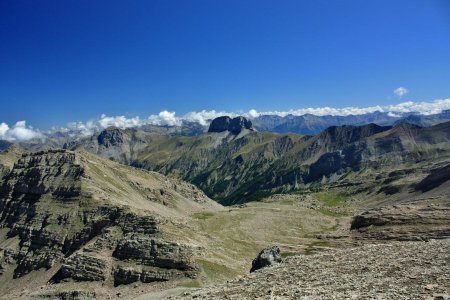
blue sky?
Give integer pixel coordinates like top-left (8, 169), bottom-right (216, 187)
top-left (1, 0), bottom-right (450, 129)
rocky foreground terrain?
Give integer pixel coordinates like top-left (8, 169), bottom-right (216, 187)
top-left (171, 239), bottom-right (450, 300)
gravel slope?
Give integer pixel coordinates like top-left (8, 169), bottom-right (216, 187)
top-left (170, 239), bottom-right (450, 300)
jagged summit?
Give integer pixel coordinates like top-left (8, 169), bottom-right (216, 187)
top-left (97, 126), bottom-right (129, 147)
top-left (208, 116), bottom-right (255, 135)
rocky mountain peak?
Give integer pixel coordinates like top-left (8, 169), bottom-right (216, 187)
top-left (208, 116), bottom-right (254, 135)
top-left (97, 127), bottom-right (128, 147)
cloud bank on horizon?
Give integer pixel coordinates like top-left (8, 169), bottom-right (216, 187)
top-left (0, 121), bottom-right (43, 142)
top-left (1, 98), bottom-right (450, 141)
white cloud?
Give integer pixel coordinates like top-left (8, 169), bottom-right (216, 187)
top-left (257, 98), bottom-right (450, 117)
top-left (0, 121), bottom-right (43, 141)
top-left (98, 114), bottom-right (142, 129)
top-left (256, 105), bottom-right (385, 118)
top-left (3, 98), bottom-right (450, 141)
top-left (182, 110), bottom-right (232, 126)
top-left (384, 99), bottom-right (450, 115)
top-left (0, 123), bottom-right (9, 137)
top-left (394, 87), bottom-right (408, 97)
top-left (66, 120), bottom-right (100, 137)
top-left (246, 109), bottom-right (260, 118)
top-left (148, 111), bottom-right (182, 126)
top-left (387, 112), bottom-right (401, 117)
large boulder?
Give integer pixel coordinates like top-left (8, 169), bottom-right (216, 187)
top-left (250, 246), bottom-right (282, 273)
top-left (208, 116), bottom-right (254, 135)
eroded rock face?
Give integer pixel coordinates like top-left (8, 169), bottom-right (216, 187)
top-left (250, 246), bottom-right (282, 273)
top-left (113, 266), bottom-right (182, 286)
top-left (351, 204), bottom-right (450, 241)
top-left (0, 150), bottom-right (198, 289)
top-left (97, 127), bottom-right (127, 148)
top-left (58, 254), bottom-right (108, 282)
top-left (29, 289), bottom-right (96, 300)
top-left (114, 236), bottom-right (194, 270)
top-left (414, 163), bottom-right (450, 192)
top-left (119, 213), bottom-right (160, 235)
top-left (0, 150), bottom-right (82, 202)
top-left (208, 116), bottom-right (254, 135)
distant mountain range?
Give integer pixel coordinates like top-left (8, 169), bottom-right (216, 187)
top-left (2, 111), bottom-right (450, 204)
top-left (2, 110), bottom-right (450, 150)
top-left (67, 118), bottom-right (450, 205)
top-left (252, 109), bottom-right (450, 134)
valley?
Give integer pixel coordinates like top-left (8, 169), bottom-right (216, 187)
top-left (0, 117), bottom-right (449, 299)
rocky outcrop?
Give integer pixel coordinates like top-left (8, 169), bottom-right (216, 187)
top-left (111, 233), bottom-right (197, 286)
top-left (29, 289), bottom-right (96, 299)
top-left (0, 150), bottom-right (85, 277)
top-left (113, 266), bottom-right (182, 286)
top-left (414, 163), bottom-right (450, 192)
top-left (113, 235), bottom-right (196, 271)
top-left (119, 213), bottom-right (160, 234)
top-left (250, 246), bottom-right (282, 273)
top-left (208, 116), bottom-right (254, 135)
top-left (0, 150), bottom-right (201, 293)
top-left (0, 150), bottom-right (82, 201)
top-left (57, 254), bottom-right (108, 282)
top-left (97, 127), bottom-right (128, 148)
top-left (351, 204), bottom-right (450, 241)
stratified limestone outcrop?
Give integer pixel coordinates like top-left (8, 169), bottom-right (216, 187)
top-left (0, 150), bottom-right (208, 297)
top-left (114, 236), bottom-right (194, 270)
top-left (113, 265), bottom-right (183, 286)
top-left (351, 204), bottom-right (450, 241)
top-left (58, 254), bottom-right (109, 282)
top-left (111, 235), bottom-right (197, 286)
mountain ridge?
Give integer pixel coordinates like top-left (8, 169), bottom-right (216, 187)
top-left (69, 120), bottom-right (450, 204)
top-left (0, 149), bottom-right (223, 298)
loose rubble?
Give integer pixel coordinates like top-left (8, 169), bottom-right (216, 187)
top-left (172, 239), bottom-right (450, 299)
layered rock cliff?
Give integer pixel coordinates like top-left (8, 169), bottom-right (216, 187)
top-left (0, 150), bottom-right (218, 298)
